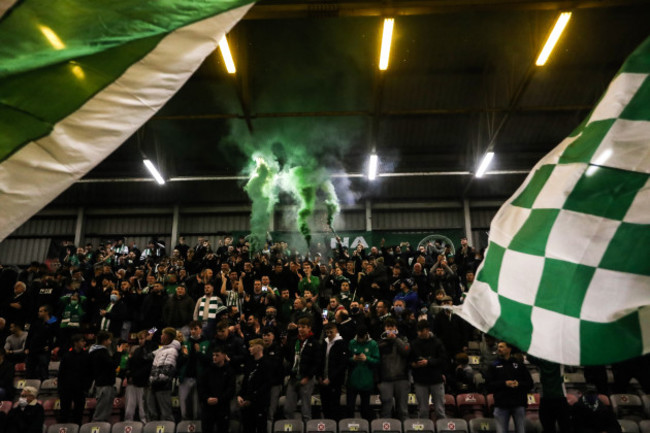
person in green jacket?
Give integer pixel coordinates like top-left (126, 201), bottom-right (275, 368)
top-left (59, 292), bottom-right (86, 351)
top-left (347, 325), bottom-right (379, 421)
top-left (298, 261), bottom-right (320, 299)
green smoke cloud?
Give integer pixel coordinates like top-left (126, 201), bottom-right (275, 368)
top-left (243, 153), bottom-right (279, 252)
top-left (322, 179), bottom-right (339, 228)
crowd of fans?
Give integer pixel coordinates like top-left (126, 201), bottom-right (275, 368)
top-left (0, 234), bottom-right (644, 433)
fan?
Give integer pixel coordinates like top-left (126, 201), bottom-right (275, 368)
top-left (417, 234), bottom-right (456, 256)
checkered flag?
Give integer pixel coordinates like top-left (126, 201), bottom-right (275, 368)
top-left (458, 36), bottom-right (650, 366)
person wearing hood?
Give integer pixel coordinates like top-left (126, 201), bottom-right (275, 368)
top-left (4, 385), bottom-right (43, 433)
top-left (347, 325), bottom-right (379, 422)
top-left (89, 331), bottom-right (124, 421)
top-left (147, 327), bottom-right (184, 422)
top-left (318, 322), bottom-right (348, 421)
top-left (283, 317), bottom-right (320, 422)
top-left (393, 278), bottom-right (420, 313)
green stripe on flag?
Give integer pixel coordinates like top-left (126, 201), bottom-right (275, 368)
top-left (600, 222), bottom-right (650, 276)
top-left (580, 313), bottom-right (643, 365)
top-left (475, 241), bottom-right (506, 293)
top-left (508, 209), bottom-right (559, 256)
top-left (536, 259), bottom-right (595, 319)
top-left (558, 119), bottom-right (615, 165)
top-left (489, 296), bottom-right (533, 352)
top-left (0, 0), bottom-right (253, 78)
top-left (510, 164), bottom-right (555, 208)
top-left (0, 0), bottom-right (254, 162)
top-left (620, 76), bottom-right (650, 121)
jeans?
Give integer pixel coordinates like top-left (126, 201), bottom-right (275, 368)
top-left (284, 377), bottom-right (315, 421)
top-left (378, 380), bottom-right (410, 420)
top-left (494, 406), bottom-right (526, 433)
top-left (147, 388), bottom-right (174, 422)
top-left (415, 382), bottom-right (445, 419)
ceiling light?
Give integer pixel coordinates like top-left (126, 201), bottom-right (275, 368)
top-left (39, 25), bottom-right (65, 50)
top-left (219, 35), bottom-right (236, 74)
top-left (475, 152), bottom-right (494, 178)
top-left (143, 159), bottom-right (165, 185)
top-left (536, 12), bottom-right (572, 66)
top-left (368, 154), bottom-right (379, 180)
top-left (379, 18), bottom-right (394, 71)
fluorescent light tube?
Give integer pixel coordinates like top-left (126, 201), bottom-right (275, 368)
top-left (379, 18), bottom-right (394, 71)
top-left (536, 12), bottom-right (572, 66)
top-left (219, 36), bottom-right (236, 74)
top-left (143, 159), bottom-right (165, 185)
top-left (368, 154), bottom-right (379, 180)
top-left (475, 152), bottom-right (494, 178)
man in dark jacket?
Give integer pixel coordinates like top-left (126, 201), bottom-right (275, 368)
top-left (284, 317), bottom-right (320, 422)
top-left (433, 296), bottom-right (469, 359)
top-left (486, 341), bottom-right (533, 433)
top-left (5, 385), bottom-right (43, 433)
top-left (318, 323), bottom-right (348, 421)
top-left (24, 304), bottom-right (56, 380)
top-left (262, 327), bottom-right (284, 422)
top-left (0, 348), bottom-right (14, 401)
top-left (199, 346), bottom-right (236, 433)
top-left (124, 330), bottom-right (155, 422)
top-left (409, 320), bottom-right (447, 419)
top-left (58, 334), bottom-right (91, 424)
top-left (89, 331), bottom-right (123, 421)
top-left (98, 289), bottom-right (127, 338)
top-left (238, 339), bottom-right (271, 433)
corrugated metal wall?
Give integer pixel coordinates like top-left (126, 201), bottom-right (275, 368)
top-left (10, 217), bottom-right (76, 237)
top-left (179, 214), bottom-right (250, 233)
top-left (86, 216), bottom-right (172, 235)
top-left (470, 208), bottom-right (499, 229)
top-left (0, 204), bottom-right (502, 265)
top-left (0, 238), bottom-right (52, 265)
top-left (373, 209), bottom-right (463, 230)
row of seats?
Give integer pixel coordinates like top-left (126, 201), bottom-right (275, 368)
top-left (41, 418), bottom-right (650, 433)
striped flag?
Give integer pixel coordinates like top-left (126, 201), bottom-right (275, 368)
top-left (458, 36), bottom-right (650, 366)
top-left (0, 0), bottom-right (254, 241)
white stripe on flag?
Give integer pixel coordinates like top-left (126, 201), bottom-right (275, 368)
top-left (0, 3), bottom-right (253, 242)
top-left (455, 280), bottom-right (501, 331)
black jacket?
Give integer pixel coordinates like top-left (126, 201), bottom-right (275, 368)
top-left (408, 334), bottom-right (447, 385)
top-left (102, 299), bottom-right (128, 337)
top-left (239, 357), bottom-right (271, 405)
top-left (58, 348), bottom-right (91, 392)
top-left (264, 343), bottom-right (286, 386)
top-left (125, 343), bottom-right (155, 387)
top-left (198, 361), bottom-right (236, 409)
top-left (88, 344), bottom-right (119, 387)
top-left (486, 356), bottom-right (533, 408)
top-left (25, 318), bottom-right (55, 354)
top-left (433, 311), bottom-right (469, 356)
top-left (5, 403), bottom-right (44, 433)
top-left (286, 334), bottom-right (320, 380)
top-left (0, 360), bottom-right (14, 401)
top-left (318, 336), bottom-right (348, 386)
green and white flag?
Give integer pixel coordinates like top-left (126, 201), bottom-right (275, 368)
top-left (0, 0), bottom-right (254, 242)
top-left (458, 36), bottom-right (650, 366)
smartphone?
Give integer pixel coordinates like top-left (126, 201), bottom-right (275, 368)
top-left (262, 287), bottom-right (268, 292)
top-left (148, 327), bottom-right (157, 334)
top-left (322, 310), bottom-right (328, 319)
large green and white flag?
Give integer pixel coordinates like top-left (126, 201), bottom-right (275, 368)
top-left (458, 36), bottom-right (650, 366)
top-left (0, 0), bottom-right (254, 241)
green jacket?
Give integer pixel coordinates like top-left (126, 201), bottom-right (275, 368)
top-left (348, 337), bottom-right (379, 391)
top-left (60, 295), bottom-right (86, 329)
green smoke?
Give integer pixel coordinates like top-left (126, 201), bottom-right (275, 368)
top-left (243, 153), bottom-right (278, 252)
top-left (322, 179), bottom-right (339, 228)
top-left (285, 166), bottom-right (318, 246)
